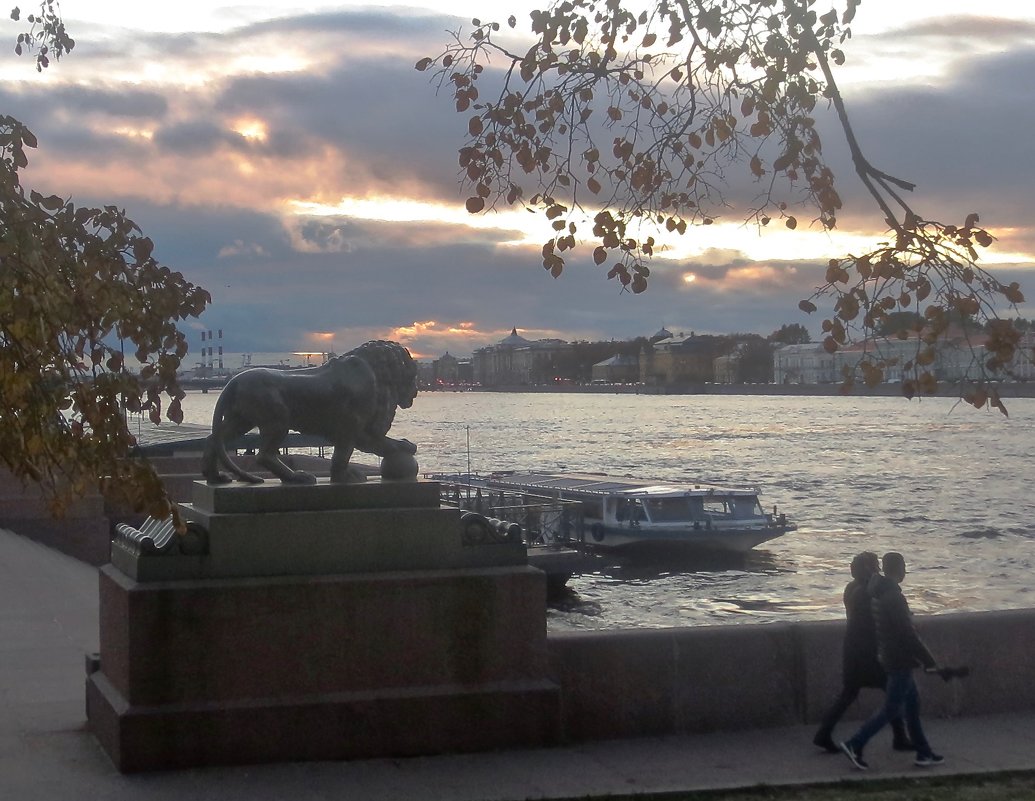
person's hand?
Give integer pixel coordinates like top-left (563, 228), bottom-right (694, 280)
top-left (927, 666), bottom-right (970, 681)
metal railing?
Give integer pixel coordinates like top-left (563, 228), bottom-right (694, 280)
top-left (437, 481), bottom-right (584, 546)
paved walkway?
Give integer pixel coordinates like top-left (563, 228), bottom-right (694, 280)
top-left (2, 526), bottom-right (1034, 801)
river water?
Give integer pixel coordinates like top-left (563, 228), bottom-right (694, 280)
top-left (177, 390), bottom-right (1035, 632)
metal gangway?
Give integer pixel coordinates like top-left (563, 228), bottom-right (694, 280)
top-left (435, 478), bottom-right (584, 547)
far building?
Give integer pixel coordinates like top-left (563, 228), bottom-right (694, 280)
top-left (472, 327), bottom-right (572, 386)
top-left (591, 354), bottom-right (640, 383)
top-left (431, 351), bottom-right (474, 386)
top-left (773, 331), bottom-right (1035, 384)
top-left (649, 326), bottom-right (673, 344)
top-left (433, 351), bottom-right (459, 384)
top-left (713, 348), bottom-right (740, 384)
top-left (640, 332), bottom-right (721, 386)
top-left (415, 360), bottom-right (436, 387)
top-left (773, 343), bottom-right (832, 384)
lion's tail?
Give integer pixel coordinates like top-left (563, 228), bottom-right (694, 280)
top-left (204, 381), bottom-right (264, 484)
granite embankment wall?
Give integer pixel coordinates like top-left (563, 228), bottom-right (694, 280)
top-left (450, 382), bottom-right (1035, 398)
top-left (547, 609), bottom-right (1035, 741)
top-left (0, 468), bottom-right (111, 565)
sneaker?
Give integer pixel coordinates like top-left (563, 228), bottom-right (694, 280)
top-left (813, 734), bottom-right (840, 754)
top-left (915, 752), bottom-right (945, 767)
top-left (840, 741), bottom-right (869, 770)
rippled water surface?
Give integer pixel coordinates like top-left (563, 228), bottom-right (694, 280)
top-left (180, 391), bottom-right (1035, 631)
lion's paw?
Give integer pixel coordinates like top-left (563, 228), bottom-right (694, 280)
top-left (288, 470), bottom-right (318, 485)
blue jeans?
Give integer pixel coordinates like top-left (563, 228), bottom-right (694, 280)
top-left (846, 670), bottom-right (933, 757)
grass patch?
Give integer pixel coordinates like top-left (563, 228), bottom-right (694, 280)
top-left (580, 771), bottom-right (1035, 801)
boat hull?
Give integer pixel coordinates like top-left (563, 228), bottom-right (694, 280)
top-left (581, 522), bottom-right (793, 553)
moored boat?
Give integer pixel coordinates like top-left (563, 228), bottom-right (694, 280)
top-left (437, 471), bottom-right (795, 554)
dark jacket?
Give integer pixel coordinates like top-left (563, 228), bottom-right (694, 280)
top-left (842, 578), bottom-right (885, 688)
top-left (869, 574), bottom-right (936, 672)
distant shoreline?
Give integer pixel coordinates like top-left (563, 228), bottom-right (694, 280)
top-left (423, 382), bottom-right (1035, 399)
top-left (180, 378), bottom-right (1035, 400)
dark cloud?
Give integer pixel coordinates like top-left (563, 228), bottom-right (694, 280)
top-left (284, 215), bottom-right (524, 253)
top-left (243, 9), bottom-right (452, 42)
top-left (816, 43), bottom-right (1035, 231)
top-left (0, 82), bottom-right (159, 159)
top-left (212, 55), bottom-right (469, 197)
top-left (153, 119), bottom-right (237, 154)
top-left (878, 15), bottom-right (1035, 42)
top-left (47, 83), bottom-right (167, 118)
top-left (2, 5), bottom-right (1031, 358)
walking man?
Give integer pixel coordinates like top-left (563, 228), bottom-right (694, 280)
top-left (813, 551), bottom-right (911, 753)
top-left (840, 552), bottom-right (943, 770)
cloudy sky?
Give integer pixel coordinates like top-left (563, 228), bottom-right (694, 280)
top-left (2, 1), bottom-right (1034, 364)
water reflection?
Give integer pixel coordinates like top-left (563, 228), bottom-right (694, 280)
top-left (586, 548), bottom-right (785, 582)
top-left (176, 391), bottom-right (1035, 631)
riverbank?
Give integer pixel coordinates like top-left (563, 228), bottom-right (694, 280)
top-left (4, 525), bottom-right (1035, 800)
top-left (426, 381), bottom-right (1035, 398)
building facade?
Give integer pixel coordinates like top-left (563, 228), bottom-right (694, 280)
top-left (640, 334), bottom-right (722, 385)
top-left (774, 333), bottom-right (1035, 385)
top-left (471, 328), bottom-right (572, 386)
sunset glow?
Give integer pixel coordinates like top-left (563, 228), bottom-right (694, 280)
top-left (233, 119), bottom-right (268, 142)
top-left (1, 1), bottom-right (1029, 359)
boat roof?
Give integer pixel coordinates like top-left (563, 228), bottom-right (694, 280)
top-left (484, 471), bottom-right (761, 498)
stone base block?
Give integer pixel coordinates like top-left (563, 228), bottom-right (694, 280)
top-left (87, 670), bottom-right (561, 773)
top-left (98, 564), bottom-right (550, 705)
top-left (88, 561), bottom-right (559, 771)
top-left (112, 479), bottom-right (526, 581)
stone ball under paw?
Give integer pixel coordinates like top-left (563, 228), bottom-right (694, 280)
top-left (380, 451), bottom-right (419, 481)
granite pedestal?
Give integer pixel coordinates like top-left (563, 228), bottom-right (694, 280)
top-left (86, 479), bottom-right (560, 772)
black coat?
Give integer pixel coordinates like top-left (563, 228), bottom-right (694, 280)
top-left (869, 574), bottom-right (936, 672)
top-left (842, 578), bottom-right (885, 688)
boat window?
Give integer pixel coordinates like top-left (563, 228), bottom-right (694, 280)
top-left (583, 500), bottom-right (604, 521)
top-left (643, 498), bottom-right (692, 522)
top-left (615, 498), bottom-right (647, 522)
top-left (730, 497), bottom-right (764, 519)
top-left (702, 499), bottom-right (732, 518)
top-left (688, 497), bottom-right (705, 519)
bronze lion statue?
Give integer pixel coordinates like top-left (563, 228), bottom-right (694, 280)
top-left (201, 340), bottom-right (418, 485)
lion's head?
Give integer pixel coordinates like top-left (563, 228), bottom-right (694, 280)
top-left (345, 340), bottom-right (419, 409)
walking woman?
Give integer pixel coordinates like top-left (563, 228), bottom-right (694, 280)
top-left (813, 551), bottom-right (911, 753)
